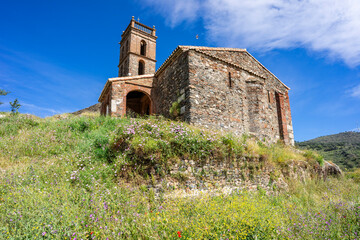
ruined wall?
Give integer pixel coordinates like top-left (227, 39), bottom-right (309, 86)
top-left (152, 158), bottom-right (340, 195)
top-left (187, 50), bottom-right (293, 144)
top-left (152, 52), bottom-right (190, 121)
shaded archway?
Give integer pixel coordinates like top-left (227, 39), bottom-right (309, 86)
top-left (126, 91), bottom-right (151, 116)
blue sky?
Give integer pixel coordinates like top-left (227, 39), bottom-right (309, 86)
top-left (1, 0), bottom-right (360, 141)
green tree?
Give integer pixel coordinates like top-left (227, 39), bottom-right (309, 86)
top-left (0, 89), bottom-right (9, 105)
top-left (9, 98), bottom-right (21, 114)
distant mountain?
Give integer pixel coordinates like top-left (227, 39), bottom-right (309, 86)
top-left (297, 131), bottom-right (360, 170)
top-left (72, 103), bottom-right (101, 115)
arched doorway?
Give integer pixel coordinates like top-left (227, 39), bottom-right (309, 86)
top-left (126, 91), bottom-right (151, 116)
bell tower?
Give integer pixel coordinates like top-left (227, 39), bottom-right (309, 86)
top-left (118, 17), bottom-right (157, 77)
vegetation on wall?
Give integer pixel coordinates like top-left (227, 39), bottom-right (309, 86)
top-left (169, 101), bottom-right (181, 119)
top-left (0, 114), bottom-right (359, 239)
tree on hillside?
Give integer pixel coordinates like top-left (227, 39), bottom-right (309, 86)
top-left (10, 98), bottom-right (21, 114)
top-left (0, 89), bottom-right (9, 105)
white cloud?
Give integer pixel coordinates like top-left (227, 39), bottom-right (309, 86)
top-left (350, 84), bottom-right (360, 98)
top-left (142, 0), bottom-right (201, 27)
top-left (21, 103), bottom-right (63, 116)
top-left (142, 0), bottom-right (360, 67)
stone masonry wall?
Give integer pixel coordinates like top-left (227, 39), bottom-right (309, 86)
top-left (152, 52), bottom-right (190, 121)
top-left (128, 54), bottom-right (156, 76)
top-left (199, 50), bottom-right (294, 144)
top-left (164, 157), bottom-right (293, 193)
top-left (153, 157), bottom-right (340, 196)
top-left (187, 49), bottom-right (293, 144)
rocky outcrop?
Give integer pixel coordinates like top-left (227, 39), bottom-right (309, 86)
top-left (321, 161), bottom-right (342, 179)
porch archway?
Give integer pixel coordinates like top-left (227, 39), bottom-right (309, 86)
top-left (126, 91), bottom-right (152, 116)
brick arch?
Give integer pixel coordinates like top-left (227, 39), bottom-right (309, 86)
top-left (125, 89), bottom-right (153, 116)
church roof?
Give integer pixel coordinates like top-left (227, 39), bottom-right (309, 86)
top-left (155, 46), bottom-right (289, 90)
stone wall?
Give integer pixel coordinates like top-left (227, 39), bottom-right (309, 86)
top-left (194, 49), bottom-right (294, 145)
top-left (128, 54), bottom-right (156, 76)
top-left (187, 49), bottom-right (293, 144)
top-left (150, 157), bottom-right (341, 196)
top-left (152, 51), bottom-right (191, 121)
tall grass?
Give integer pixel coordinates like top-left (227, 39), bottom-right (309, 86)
top-left (0, 114), bottom-right (359, 239)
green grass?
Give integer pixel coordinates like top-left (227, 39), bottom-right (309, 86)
top-left (0, 114), bottom-right (359, 239)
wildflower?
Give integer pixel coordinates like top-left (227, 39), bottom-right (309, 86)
top-left (177, 231), bottom-right (182, 238)
top-left (42, 232), bottom-right (46, 236)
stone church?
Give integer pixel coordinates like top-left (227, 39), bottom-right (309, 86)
top-left (98, 17), bottom-right (294, 145)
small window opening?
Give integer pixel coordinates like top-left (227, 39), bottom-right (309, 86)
top-left (121, 46), bottom-right (124, 60)
top-left (138, 61), bottom-right (145, 75)
top-left (228, 72), bottom-right (232, 88)
top-left (140, 40), bottom-right (146, 56)
top-left (126, 41), bottom-right (129, 53)
top-left (124, 61), bottom-right (128, 76)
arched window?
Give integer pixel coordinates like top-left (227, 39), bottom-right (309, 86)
top-left (138, 61), bottom-right (145, 75)
top-left (124, 60), bottom-right (128, 76)
top-left (121, 46), bottom-right (124, 60)
top-left (120, 66), bottom-right (124, 76)
top-left (140, 40), bottom-right (146, 56)
top-left (126, 41), bottom-right (129, 53)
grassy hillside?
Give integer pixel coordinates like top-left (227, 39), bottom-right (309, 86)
top-left (297, 131), bottom-right (360, 170)
top-left (1, 113), bottom-right (359, 239)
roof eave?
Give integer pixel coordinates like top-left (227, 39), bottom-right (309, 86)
top-left (98, 80), bottom-right (111, 102)
top-left (155, 46), bottom-right (184, 77)
top-left (245, 51), bottom-right (290, 90)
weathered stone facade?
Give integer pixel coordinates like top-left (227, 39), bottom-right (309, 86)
top-left (152, 51), bottom-right (191, 122)
top-left (99, 18), bottom-right (295, 145)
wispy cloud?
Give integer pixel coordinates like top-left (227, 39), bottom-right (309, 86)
top-left (142, 0), bottom-right (201, 27)
top-left (0, 47), bottom-right (103, 117)
top-left (349, 84), bottom-right (360, 98)
top-left (142, 0), bottom-right (360, 67)
top-left (21, 103), bottom-right (64, 116)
